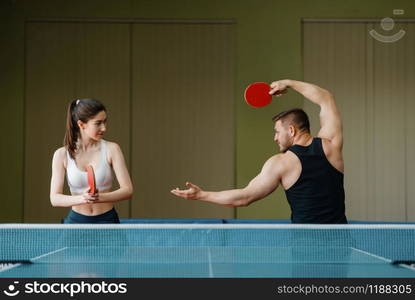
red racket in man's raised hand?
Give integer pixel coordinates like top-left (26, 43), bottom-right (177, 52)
top-left (244, 82), bottom-right (272, 108)
top-left (86, 165), bottom-right (97, 195)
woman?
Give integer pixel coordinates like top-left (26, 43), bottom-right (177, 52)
top-left (50, 98), bottom-right (133, 223)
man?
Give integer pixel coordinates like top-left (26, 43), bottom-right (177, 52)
top-left (171, 79), bottom-right (347, 224)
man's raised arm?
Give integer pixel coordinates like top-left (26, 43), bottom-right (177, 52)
top-left (270, 79), bottom-right (343, 148)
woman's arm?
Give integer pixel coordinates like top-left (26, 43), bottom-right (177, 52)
top-left (96, 142), bottom-right (133, 203)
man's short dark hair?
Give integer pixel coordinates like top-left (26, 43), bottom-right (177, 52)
top-left (272, 108), bottom-right (310, 133)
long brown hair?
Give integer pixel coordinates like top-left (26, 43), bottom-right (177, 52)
top-left (64, 98), bottom-right (106, 159)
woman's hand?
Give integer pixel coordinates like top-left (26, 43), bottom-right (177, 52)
top-left (80, 191), bottom-right (99, 204)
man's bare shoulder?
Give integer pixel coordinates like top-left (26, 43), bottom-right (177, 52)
top-left (265, 153), bottom-right (293, 169)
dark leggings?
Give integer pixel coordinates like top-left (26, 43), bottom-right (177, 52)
top-left (62, 208), bottom-right (120, 224)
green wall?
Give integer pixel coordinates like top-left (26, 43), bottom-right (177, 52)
top-left (1, 0), bottom-right (414, 222)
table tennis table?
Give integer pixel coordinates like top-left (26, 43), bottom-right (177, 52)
top-left (1, 223), bottom-right (414, 278)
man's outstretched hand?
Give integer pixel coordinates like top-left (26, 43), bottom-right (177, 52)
top-left (171, 182), bottom-right (203, 200)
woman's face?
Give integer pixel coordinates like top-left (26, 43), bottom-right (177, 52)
top-left (78, 110), bottom-right (107, 141)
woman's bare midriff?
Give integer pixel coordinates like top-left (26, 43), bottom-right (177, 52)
top-left (71, 190), bottom-right (114, 216)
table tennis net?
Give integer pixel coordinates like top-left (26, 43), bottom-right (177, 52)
top-left (0, 224), bottom-right (414, 264)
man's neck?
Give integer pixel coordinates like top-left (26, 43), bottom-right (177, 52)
top-left (292, 133), bottom-right (313, 147)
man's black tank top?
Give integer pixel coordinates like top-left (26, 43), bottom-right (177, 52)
top-left (285, 138), bottom-right (347, 224)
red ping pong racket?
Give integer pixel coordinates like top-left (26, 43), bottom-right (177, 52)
top-left (86, 165), bottom-right (97, 195)
top-left (244, 82), bottom-right (272, 108)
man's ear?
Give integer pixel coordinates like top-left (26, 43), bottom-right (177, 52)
top-left (289, 125), bottom-right (296, 137)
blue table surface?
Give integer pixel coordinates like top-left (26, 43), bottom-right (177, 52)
top-left (1, 245), bottom-right (414, 278)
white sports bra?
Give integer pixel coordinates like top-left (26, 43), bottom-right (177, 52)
top-left (66, 140), bottom-right (113, 194)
